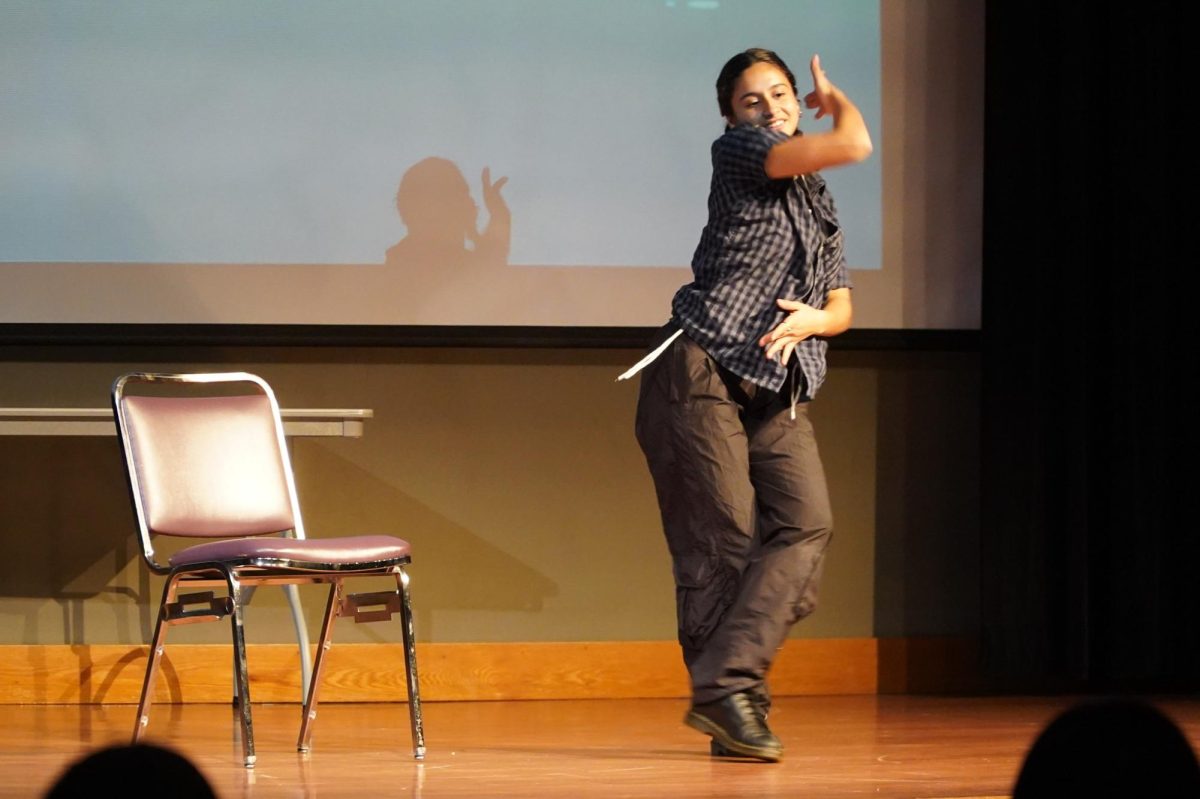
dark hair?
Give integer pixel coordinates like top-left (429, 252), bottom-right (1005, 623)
top-left (716, 48), bottom-right (798, 119)
top-left (44, 743), bottom-right (216, 799)
top-left (1012, 699), bottom-right (1200, 799)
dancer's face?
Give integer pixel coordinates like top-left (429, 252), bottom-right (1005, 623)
top-left (724, 62), bottom-right (800, 136)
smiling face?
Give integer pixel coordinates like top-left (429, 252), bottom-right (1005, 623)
top-left (724, 61), bottom-right (801, 136)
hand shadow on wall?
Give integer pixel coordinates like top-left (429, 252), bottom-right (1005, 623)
top-left (385, 157), bottom-right (510, 275)
top-left (371, 153), bottom-right (692, 327)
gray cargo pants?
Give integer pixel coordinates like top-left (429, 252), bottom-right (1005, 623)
top-left (634, 326), bottom-right (833, 705)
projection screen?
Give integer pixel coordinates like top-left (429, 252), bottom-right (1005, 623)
top-left (0, 1), bottom-right (981, 333)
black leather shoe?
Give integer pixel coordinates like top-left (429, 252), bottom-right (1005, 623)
top-left (685, 691), bottom-right (782, 762)
top-left (710, 688), bottom-right (771, 757)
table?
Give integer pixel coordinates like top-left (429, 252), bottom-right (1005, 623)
top-left (0, 407), bottom-right (372, 437)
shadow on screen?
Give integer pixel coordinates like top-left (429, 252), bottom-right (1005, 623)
top-left (374, 154), bottom-right (689, 326)
top-left (385, 157), bottom-right (510, 273)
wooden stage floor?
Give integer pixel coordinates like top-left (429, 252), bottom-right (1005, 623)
top-left (5, 695), bottom-right (1199, 798)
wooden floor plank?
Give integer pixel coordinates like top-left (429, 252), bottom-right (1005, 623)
top-left (5, 695), bottom-right (1198, 798)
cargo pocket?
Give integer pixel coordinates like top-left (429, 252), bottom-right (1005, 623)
top-left (674, 551), bottom-right (738, 652)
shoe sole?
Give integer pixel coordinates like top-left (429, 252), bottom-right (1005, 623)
top-left (684, 711), bottom-right (782, 762)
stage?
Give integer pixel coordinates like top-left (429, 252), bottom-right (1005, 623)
top-left (8, 694), bottom-right (1199, 797)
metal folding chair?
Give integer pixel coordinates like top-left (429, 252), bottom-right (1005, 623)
top-left (112, 371), bottom-right (424, 767)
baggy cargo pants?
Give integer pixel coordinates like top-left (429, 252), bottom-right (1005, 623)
top-left (634, 327), bottom-right (834, 705)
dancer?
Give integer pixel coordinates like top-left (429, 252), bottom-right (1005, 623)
top-left (626, 48), bottom-right (872, 761)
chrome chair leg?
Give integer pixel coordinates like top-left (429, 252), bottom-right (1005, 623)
top-left (397, 568), bottom-right (425, 760)
top-left (297, 581), bottom-right (342, 753)
top-left (282, 583), bottom-right (314, 703)
top-left (233, 584), bottom-right (312, 706)
top-left (132, 578), bottom-right (175, 744)
top-left (227, 575), bottom-right (256, 768)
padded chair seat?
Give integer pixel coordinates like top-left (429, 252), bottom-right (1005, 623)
top-left (170, 534), bottom-right (411, 568)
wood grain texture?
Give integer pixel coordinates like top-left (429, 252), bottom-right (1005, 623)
top-left (6, 695), bottom-right (1199, 798)
top-left (0, 638), bottom-right (904, 704)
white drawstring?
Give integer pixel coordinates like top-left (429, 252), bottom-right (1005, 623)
top-left (615, 328), bottom-right (684, 382)
top-left (788, 357), bottom-right (802, 420)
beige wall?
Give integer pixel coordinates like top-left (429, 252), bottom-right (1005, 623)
top-left (0, 345), bottom-right (978, 647)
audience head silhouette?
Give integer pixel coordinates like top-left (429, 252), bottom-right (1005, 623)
top-left (44, 742), bottom-right (216, 798)
top-left (1012, 698), bottom-right (1200, 799)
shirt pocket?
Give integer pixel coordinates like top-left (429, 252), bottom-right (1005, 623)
top-left (816, 226), bottom-right (846, 286)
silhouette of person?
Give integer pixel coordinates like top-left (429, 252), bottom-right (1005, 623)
top-left (1012, 698), bottom-right (1200, 798)
top-left (43, 742), bottom-right (216, 798)
top-left (385, 157), bottom-right (510, 270)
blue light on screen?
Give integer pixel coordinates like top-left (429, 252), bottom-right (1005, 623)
top-left (0, 1), bottom-right (881, 269)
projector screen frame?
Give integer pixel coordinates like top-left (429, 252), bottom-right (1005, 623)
top-left (0, 2), bottom-right (983, 344)
top-left (0, 323), bottom-right (980, 352)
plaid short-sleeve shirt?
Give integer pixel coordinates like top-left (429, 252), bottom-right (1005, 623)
top-left (671, 124), bottom-right (852, 396)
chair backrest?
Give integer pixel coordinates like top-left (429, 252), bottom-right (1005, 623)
top-left (112, 372), bottom-right (306, 571)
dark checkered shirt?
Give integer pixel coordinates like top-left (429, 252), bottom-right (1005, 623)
top-left (671, 124), bottom-right (852, 396)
